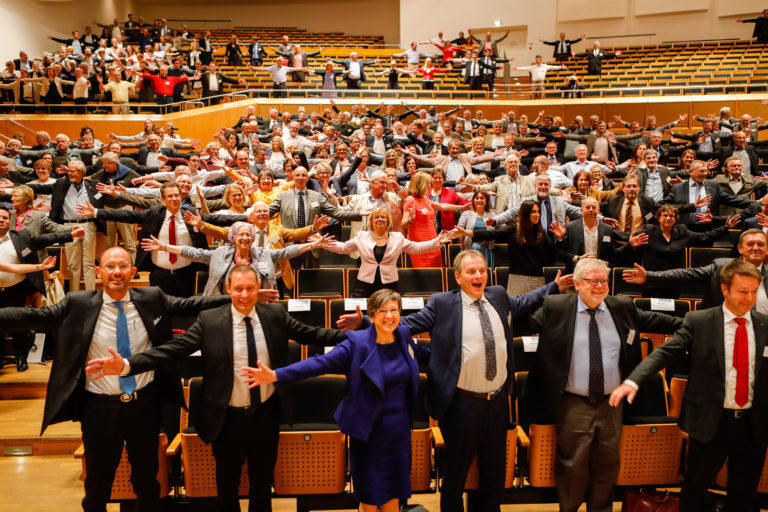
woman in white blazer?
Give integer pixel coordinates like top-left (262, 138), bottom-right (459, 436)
top-left (324, 207), bottom-right (455, 298)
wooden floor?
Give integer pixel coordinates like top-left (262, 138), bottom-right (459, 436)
top-left (0, 454), bottom-right (624, 511)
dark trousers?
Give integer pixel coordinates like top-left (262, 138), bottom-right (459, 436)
top-left (212, 396), bottom-right (280, 512)
top-left (482, 75), bottom-right (495, 92)
top-left (345, 78), bottom-right (363, 89)
top-left (81, 385), bottom-right (162, 512)
top-left (467, 76), bottom-right (484, 90)
top-left (554, 393), bottom-right (622, 512)
top-left (680, 411), bottom-right (767, 512)
top-left (271, 82), bottom-right (287, 98)
top-left (149, 265), bottom-right (197, 297)
top-left (422, 81), bottom-right (435, 90)
top-left (0, 280), bottom-right (35, 360)
top-left (289, 252), bottom-right (318, 271)
top-left (438, 390), bottom-right (509, 512)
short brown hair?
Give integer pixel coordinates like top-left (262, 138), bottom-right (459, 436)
top-left (367, 288), bottom-right (401, 315)
top-left (720, 259), bottom-right (762, 289)
top-left (453, 249), bottom-right (487, 275)
top-left (160, 181), bottom-right (180, 198)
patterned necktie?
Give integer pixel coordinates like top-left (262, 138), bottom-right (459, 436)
top-left (587, 308), bottom-right (604, 404)
top-left (624, 201), bottom-right (634, 234)
top-left (296, 191), bottom-right (306, 228)
top-left (243, 317), bottom-right (261, 406)
top-left (168, 214), bottom-right (177, 263)
top-left (733, 317), bottom-right (749, 407)
top-left (473, 300), bottom-right (497, 381)
top-left (113, 301), bottom-right (136, 395)
top-left (257, 230), bottom-right (267, 248)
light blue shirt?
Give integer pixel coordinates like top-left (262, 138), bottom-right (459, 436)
top-left (688, 180), bottom-right (708, 217)
top-left (566, 297), bottom-right (621, 396)
top-left (644, 168), bottom-right (664, 202)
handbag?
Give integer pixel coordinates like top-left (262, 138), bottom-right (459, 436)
top-left (622, 488), bottom-right (680, 512)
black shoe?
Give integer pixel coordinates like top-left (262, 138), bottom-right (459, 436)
top-left (16, 358), bottom-right (28, 372)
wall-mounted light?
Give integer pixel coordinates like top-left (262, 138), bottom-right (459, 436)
top-left (493, 20), bottom-right (502, 27)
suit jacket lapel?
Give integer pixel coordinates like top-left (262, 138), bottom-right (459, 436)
top-left (713, 307), bottom-right (726, 382)
top-left (81, 292), bottom-right (104, 362)
top-left (754, 316), bottom-right (767, 378)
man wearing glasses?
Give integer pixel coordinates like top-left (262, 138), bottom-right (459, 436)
top-left (526, 258), bottom-right (682, 512)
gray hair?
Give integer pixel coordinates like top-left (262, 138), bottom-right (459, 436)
top-left (68, 160), bottom-right (86, 172)
top-left (369, 170), bottom-right (386, 182)
top-left (101, 151), bottom-right (118, 164)
top-left (55, 133), bottom-right (70, 142)
top-left (573, 258), bottom-right (610, 281)
top-left (227, 221), bottom-right (256, 244)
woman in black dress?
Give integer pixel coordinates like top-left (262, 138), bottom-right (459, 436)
top-left (373, 60), bottom-right (415, 90)
top-left (224, 35), bottom-right (243, 66)
top-left (458, 199), bottom-right (571, 295)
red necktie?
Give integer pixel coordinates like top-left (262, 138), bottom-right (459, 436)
top-left (168, 214), bottom-right (177, 264)
top-left (734, 317), bottom-right (748, 407)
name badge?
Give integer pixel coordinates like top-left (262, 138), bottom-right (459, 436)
top-left (626, 328), bottom-right (636, 345)
top-left (344, 298), bottom-right (367, 311)
top-left (421, 208), bottom-right (429, 215)
top-left (645, 212), bottom-right (653, 220)
top-left (522, 336), bottom-right (539, 352)
top-left (287, 299), bottom-right (311, 312)
top-left (650, 298), bottom-right (675, 311)
top-left (602, 235), bottom-right (611, 243)
top-left (257, 261), bottom-right (269, 270)
top-left (94, 192), bottom-right (102, 200)
top-left (408, 344), bottom-right (415, 359)
top-left (21, 247), bottom-right (31, 257)
top-left (402, 297), bottom-right (424, 310)
top-left (311, 202), bottom-right (319, 208)
top-left (763, 346), bottom-right (768, 358)
top-left (271, 235), bottom-right (280, 245)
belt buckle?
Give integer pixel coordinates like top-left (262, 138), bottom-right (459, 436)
top-left (486, 391), bottom-right (494, 400)
top-left (734, 410), bottom-right (745, 419)
top-left (120, 392), bottom-right (135, 403)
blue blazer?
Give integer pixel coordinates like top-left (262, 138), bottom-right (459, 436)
top-left (398, 283), bottom-right (558, 420)
top-left (275, 324), bottom-right (428, 441)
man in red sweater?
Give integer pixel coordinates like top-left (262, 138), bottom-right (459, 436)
top-left (140, 63), bottom-right (199, 107)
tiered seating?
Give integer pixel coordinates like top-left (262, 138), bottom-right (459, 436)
top-left (544, 40), bottom-right (768, 96)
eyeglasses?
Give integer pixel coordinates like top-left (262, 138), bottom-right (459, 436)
top-left (581, 278), bottom-right (608, 287)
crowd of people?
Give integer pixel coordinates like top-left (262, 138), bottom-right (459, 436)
top-left (0, 14), bottom-right (633, 111)
top-left (3, 75), bottom-right (768, 509)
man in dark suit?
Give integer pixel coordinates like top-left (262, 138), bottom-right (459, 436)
top-left (199, 62), bottom-right (245, 105)
top-left (720, 130), bottom-right (768, 178)
top-left (0, 203), bottom-right (79, 371)
top-left (247, 36), bottom-right (269, 67)
top-left (527, 258), bottom-right (682, 512)
top-left (716, 156), bottom-right (768, 217)
top-left (624, 228), bottom-right (768, 309)
top-left (124, 134), bottom-right (189, 168)
top-left (329, 52), bottom-right (380, 89)
top-left (577, 41), bottom-right (622, 75)
top-left (541, 33), bottom-right (585, 61)
top-left (612, 259), bottom-right (768, 511)
top-left (672, 119), bottom-right (733, 161)
top-left (0, 246), bottom-right (228, 510)
top-left (454, 51), bottom-right (497, 92)
top-left (77, 181), bottom-right (238, 297)
top-left (199, 31), bottom-right (214, 65)
top-left (339, 249), bottom-right (571, 512)
top-left (87, 264), bottom-right (345, 512)
top-left (554, 197), bottom-right (637, 272)
top-left (661, 159), bottom-right (758, 230)
top-left (738, 10), bottom-right (768, 43)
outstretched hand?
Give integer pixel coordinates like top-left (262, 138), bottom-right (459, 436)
top-left (336, 304), bottom-right (363, 332)
top-left (609, 383), bottom-right (637, 407)
top-left (85, 347), bottom-right (125, 379)
top-left (240, 360), bottom-right (278, 388)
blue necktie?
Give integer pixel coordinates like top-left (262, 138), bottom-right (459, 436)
top-left (113, 301), bottom-right (136, 395)
top-left (540, 198), bottom-right (553, 230)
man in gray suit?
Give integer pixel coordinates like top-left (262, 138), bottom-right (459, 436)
top-left (491, 174), bottom-right (583, 233)
top-left (267, 166), bottom-right (362, 267)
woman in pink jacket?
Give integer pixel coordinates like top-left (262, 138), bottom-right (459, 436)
top-left (324, 207), bottom-right (455, 297)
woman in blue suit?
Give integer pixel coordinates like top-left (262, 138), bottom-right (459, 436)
top-left (242, 289), bottom-right (428, 512)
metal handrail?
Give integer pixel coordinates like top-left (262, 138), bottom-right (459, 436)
top-left (0, 81), bottom-right (764, 116)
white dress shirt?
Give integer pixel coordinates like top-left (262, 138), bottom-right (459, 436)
top-left (583, 222), bottom-right (599, 257)
top-left (457, 291), bottom-right (507, 393)
top-left (153, 210), bottom-right (192, 269)
top-left (88, 292), bottom-right (153, 395)
top-left (230, 306), bottom-right (274, 405)
top-left (722, 305), bottom-right (756, 409)
top-left (0, 233), bottom-right (24, 288)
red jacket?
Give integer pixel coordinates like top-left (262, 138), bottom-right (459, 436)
top-left (436, 187), bottom-right (470, 231)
